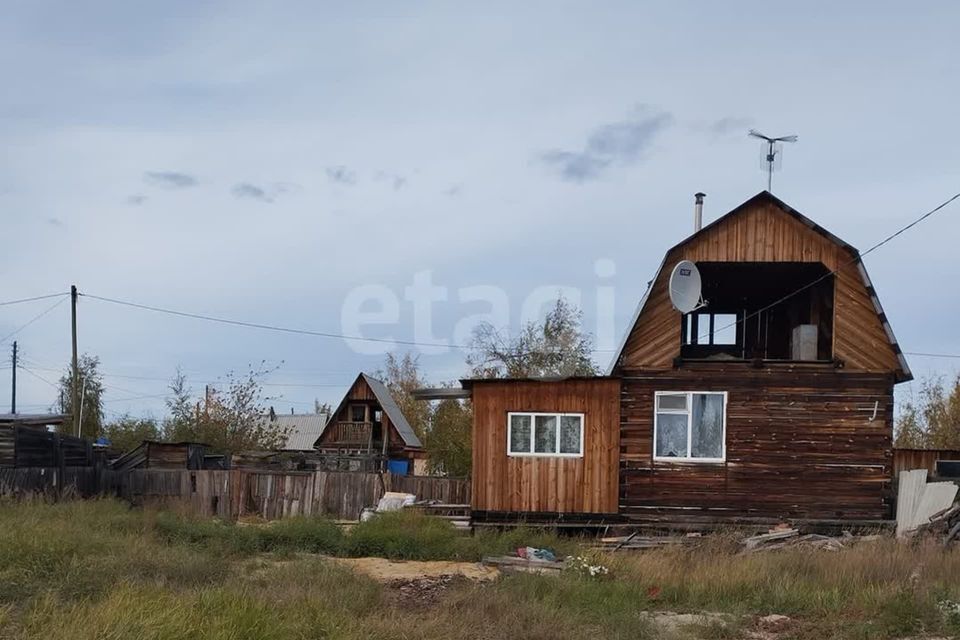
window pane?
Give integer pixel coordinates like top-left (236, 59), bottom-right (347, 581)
top-left (657, 394), bottom-right (687, 411)
top-left (534, 415), bottom-right (557, 453)
top-left (509, 415), bottom-right (531, 453)
top-left (559, 415), bottom-right (582, 454)
top-left (691, 394), bottom-right (724, 458)
top-left (350, 406), bottom-right (365, 422)
top-left (656, 413), bottom-right (688, 458)
top-left (712, 314), bottom-right (738, 345)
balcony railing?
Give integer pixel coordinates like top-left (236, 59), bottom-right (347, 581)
top-left (327, 421), bottom-right (374, 445)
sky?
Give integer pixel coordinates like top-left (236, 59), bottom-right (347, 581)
top-left (2, 1), bottom-right (959, 421)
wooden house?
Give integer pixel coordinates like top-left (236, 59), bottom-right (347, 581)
top-left (467, 191), bottom-right (910, 525)
top-left (314, 373), bottom-right (426, 474)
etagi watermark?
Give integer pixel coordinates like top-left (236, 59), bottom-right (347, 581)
top-left (339, 259), bottom-right (619, 356)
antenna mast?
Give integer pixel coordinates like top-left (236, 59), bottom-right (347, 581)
top-left (748, 129), bottom-right (798, 192)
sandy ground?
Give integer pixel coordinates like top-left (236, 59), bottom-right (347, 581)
top-left (330, 556), bottom-right (500, 582)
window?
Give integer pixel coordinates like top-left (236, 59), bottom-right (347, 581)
top-left (350, 405), bottom-right (366, 423)
top-left (508, 412), bottom-right (584, 457)
top-left (654, 392), bottom-right (726, 462)
top-left (683, 313), bottom-right (739, 346)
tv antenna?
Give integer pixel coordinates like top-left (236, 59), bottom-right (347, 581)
top-left (748, 129), bottom-right (798, 192)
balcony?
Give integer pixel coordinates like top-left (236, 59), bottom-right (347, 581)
top-left (326, 421), bottom-right (374, 446)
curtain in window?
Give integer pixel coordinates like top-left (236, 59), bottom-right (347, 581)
top-left (534, 415), bottom-right (557, 453)
top-left (691, 394), bottom-right (724, 458)
top-left (559, 416), bottom-right (581, 454)
top-left (656, 413), bottom-right (688, 457)
top-left (510, 415), bottom-right (531, 453)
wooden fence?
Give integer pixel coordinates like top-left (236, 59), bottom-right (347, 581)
top-left (0, 467), bottom-right (470, 521)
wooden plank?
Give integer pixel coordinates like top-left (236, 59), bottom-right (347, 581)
top-left (470, 378), bottom-right (620, 515)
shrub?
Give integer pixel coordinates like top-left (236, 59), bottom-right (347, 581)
top-left (258, 517), bottom-right (344, 555)
top-left (345, 510), bottom-right (463, 560)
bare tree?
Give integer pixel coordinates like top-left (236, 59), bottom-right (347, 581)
top-left (163, 363), bottom-right (290, 452)
top-left (467, 295), bottom-right (599, 378)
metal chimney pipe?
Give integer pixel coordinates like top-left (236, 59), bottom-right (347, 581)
top-left (694, 192), bottom-right (706, 231)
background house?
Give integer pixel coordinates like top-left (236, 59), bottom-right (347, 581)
top-left (315, 373), bottom-right (426, 475)
top-left (264, 410), bottom-right (329, 451)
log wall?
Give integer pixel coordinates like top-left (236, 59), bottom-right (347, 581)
top-left (620, 368), bottom-right (895, 520)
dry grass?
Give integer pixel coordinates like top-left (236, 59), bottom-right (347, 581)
top-left (1, 499), bottom-right (959, 639)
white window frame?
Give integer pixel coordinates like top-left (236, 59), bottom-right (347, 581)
top-left (653, 391), bottom-right (727, 463)
top-left (507, 412), bottom-right (585, 458)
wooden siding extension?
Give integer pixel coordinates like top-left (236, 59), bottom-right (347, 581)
top-left (620, 369), bottom-right (894, 521)
top-left (472, 379), bottom-right (620, 515)
top-left (893, 448), bottom-right (960, 477)
top-left (620, 197), bottom-right (901, 374)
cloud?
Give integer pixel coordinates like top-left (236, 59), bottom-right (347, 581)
top-left (144, 171), bottom-right (198, 189)
top-left (539, 150), bottom-right (612, 183)
top-left (538, 107), bottom-right (672, 183)
top-left (707, 116), bottom-right (754, 137)
top-left (46, 217), bottom-right (63, 227)
top-left (232, 182), bottom-right (272, 203)
top-left (230, 182), bottom-right (299, 203)
top-left (126, 194), bottom-right (147, 206)
top-left (325, 165), bottom-right (356, 185)
top-left (443, 184), bottom-right (463, 197)
top-left (374, 170), bottom-right (407, 191)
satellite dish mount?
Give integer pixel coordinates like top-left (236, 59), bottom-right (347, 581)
top-left (668, 260), bottom-right (707, 314)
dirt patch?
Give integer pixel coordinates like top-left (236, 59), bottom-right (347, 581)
top-left (387, 574), bottom-right (470, 608)
top-left (331, 556), bottom-right (499, 582)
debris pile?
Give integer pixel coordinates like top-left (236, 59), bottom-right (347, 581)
top-left (389, 574), bottom-right (458, 607)
top-left (740, 526), bottom-right (875, 553)
top-left (594, 532), bottom-right (699, 551)
top-left (910, 503), bottom-right (960, 546)
top-left (482, 547), bottom-right (565, 574)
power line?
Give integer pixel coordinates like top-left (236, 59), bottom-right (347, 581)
top-left (904, 351), bottom-right (960, 360)
top-left (18, 363), bottom-right (355, 388)
top-left (0, 292), bottom-right (68, 307)
top-left (0, 297), bottom-right (67, 345)
top-left (79, 293), bottom-right (469, 350)
top-left (18, 365), bottom-right (58, 389)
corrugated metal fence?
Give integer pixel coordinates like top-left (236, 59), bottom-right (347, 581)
top-left (0, 467), bottom-right (470, 521)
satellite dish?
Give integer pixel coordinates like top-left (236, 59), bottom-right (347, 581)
top-left (669, 260), bottom-right (705, 313)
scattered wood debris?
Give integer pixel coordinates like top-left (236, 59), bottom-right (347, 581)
top-left (910, 502), bottom-right (960, 547)
top-left (740, 525), bottom-right (882, 553)
top-left (742, 528), bottom-right (799, 551)
top-left (481, 555), bottom-right (566, 575)
top-left (593, 532), bottom-right (699, 551)
top-left (389, 574), bottom-right (460, 608)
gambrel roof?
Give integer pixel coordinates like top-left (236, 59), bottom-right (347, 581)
top-left (607, 191), bottom-right (911, 382)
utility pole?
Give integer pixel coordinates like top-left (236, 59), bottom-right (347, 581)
top-left (10, 341), bottom-right (17, 414)
top-left (71, 285), bottom-right (79, 435)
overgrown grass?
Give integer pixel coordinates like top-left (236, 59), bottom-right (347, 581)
top-left (151, 507), bottom-right (578, 561)
top-left (2, 499), bottom-right (960, 639)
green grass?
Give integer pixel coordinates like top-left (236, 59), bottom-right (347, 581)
top-left (150, 506), bottom-right (578, 561)
top-left (2, 498), bottom-right (960, 639)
